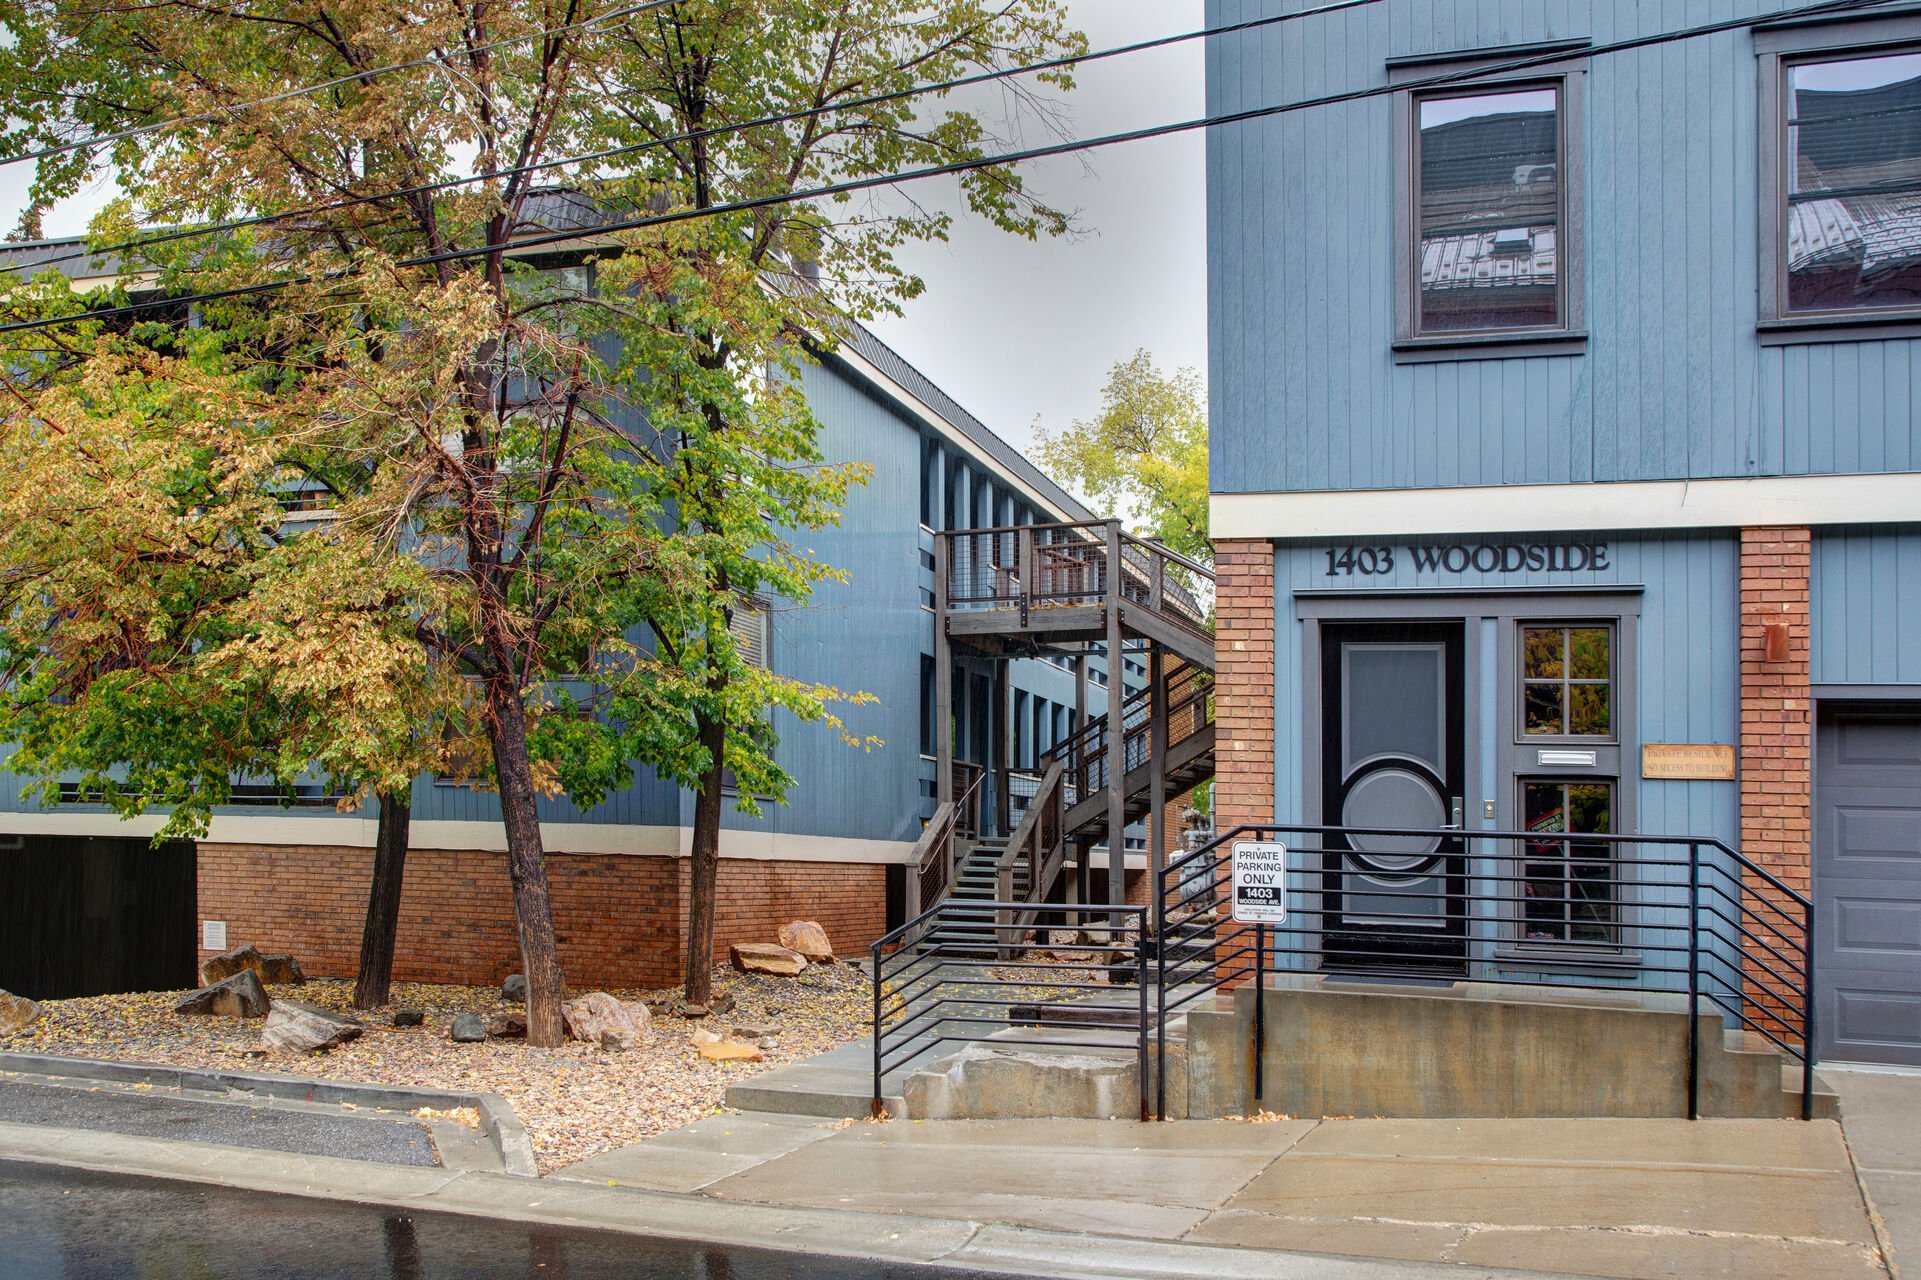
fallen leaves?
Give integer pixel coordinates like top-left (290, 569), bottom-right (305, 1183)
top-left (0, 964), bottom-right (872, 1173)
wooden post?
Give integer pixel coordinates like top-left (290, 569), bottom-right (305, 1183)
top-left (1149, 644), bottom-right (1167, 938)
top-left (934, 534), bottom-right (954, 807)
top-left (1105, 520), bottom-right (1127, 914)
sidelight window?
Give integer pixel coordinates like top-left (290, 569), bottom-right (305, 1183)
top-left (1520, 779), bottom-right (1616, 945)
top-left (1521, 624), bottom-right (1613, 738)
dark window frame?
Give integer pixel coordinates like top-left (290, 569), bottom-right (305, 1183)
top-left (1390, 44), bottom-right (1589, 362)
top-left (1757, 14), bottom-right (1921, 342)
top-left (1519, 621), bottom-right (1617, 743)
top-left (1516, 775), bottom-right (1620, 949)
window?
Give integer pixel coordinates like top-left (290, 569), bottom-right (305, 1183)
top-left (1392, 45), bottom-right (1587, 357)
top-left (1521, 624), bottom-right (1612, 738)
top-left (920, 436), bottom-right (941, 529)
top-left (1772, 48), bottom-right (1921, 319)
top-left (728, 598), bottom-right (769, 670)
top-left (1521, 779), bottom-right (1616, 945)
top-left (919, 655), bottom-right (936, 757)
top-left (1415, 85), bottom-right (1564, 334)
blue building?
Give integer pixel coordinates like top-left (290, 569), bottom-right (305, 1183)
top-left (1205, 0), bottom-right (1921, 1069)
top-left (0, 230), bottom-right (1134, 996)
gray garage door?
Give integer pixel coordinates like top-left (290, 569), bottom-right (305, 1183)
top-left (1816, 706), bottom-right (1921, 1067)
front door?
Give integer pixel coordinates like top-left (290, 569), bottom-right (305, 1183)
top-left (1320, 623), bottom-right (1467, 973)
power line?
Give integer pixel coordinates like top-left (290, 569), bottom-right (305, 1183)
top-left (0, 0), bottom-right (1891, 337)
top-left (0, 0), bottom-right (688, 171)
top-left (3, 0), bottom-right (1392, 279)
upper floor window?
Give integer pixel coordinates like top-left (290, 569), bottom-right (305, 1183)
top-left (1416, 85), bottom-right (1564, 334)
top-left (1392, 46), bottom-right (1587, 359)
top-left (1777, 48), bottom-right (1921, 318)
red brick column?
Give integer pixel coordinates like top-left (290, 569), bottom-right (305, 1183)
top-left (1738, 526), bottom-right (1813, 1043)
top-left (1213, 539), bottom-right (1277, 833)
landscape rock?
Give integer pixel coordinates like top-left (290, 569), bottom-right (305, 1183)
top-left (392, 1008), bottom-right (426, 1028)
top-left (777, 920), bottom-right (835, 963)
top-left (199, 944), bottom-right (305, 988)
top-left (0, 989), bottom-right (42, 1035)
top-left (450, 1013), bottom-right (487, 1043)
top-left (174, 970), bottom-right (271, 1019)
top-left (261, 1000), bottom-right (363, 1053)
top-left (698, 1039), bottom-right (763, 1062)
top-left (710, 993), bottom-right (737, 1016)
top-left (730, 1021), bottom-right (779, 1042)
top-left (501, 974), bottom-right (527, 1003)
top-left (563, 992), bottom-right (651, 1052)
top-left (485, 1011), bottom-right (526, 1039)
top-left (689, 1027), bottom-right (723, 1046)
top-left (682, 1002), bottom-right (710, 1019)
top-left (729, 943), bottom-right (808, 977)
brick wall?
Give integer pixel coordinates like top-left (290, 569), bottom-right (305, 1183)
top-left (1213, 539), bottom-right (1277, 832)
top-left (1738, 526), bottom-right (1813, 1040)
top-left (198, 843), bottom-right (886, 992)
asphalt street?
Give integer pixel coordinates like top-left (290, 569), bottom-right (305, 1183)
top-left (0, 1159), bottom-right (1042, 1280)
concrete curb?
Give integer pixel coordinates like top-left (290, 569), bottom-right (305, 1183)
top-left (0, 1051), bottom-right (536, 1177)
top-left (0, 1120), bottom-right (1574, 1280)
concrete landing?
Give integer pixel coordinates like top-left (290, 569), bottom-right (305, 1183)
top-left (721, 1037), bottom-right (906, 1119)
top-left (648, 1114), bottom-right (1884, 1278)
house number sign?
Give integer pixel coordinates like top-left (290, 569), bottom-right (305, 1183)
top-left (1324, 542), bottom-right (1612, 578)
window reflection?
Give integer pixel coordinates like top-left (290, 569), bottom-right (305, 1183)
top-left (1417, 86), bottom-right (1561, 333)
top-left (1787, 51), bottom-right (1921, 313)
top-left (1523, 779), bottom-right (1616, 945)
top-left (1521, 624), bottom-right (1612, 737)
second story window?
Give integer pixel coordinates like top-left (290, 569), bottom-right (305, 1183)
top-left (1415, 85), bottom-right (1564, 335)
top-left (1778, 48), bottom-right (1921, 318)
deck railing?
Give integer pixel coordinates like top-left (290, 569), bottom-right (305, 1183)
top-left (1155, 823), bottom-right (1817, 1122)
top-left (1048, 662), bottom-right (1212, 801)
top-left (909, 768), bottom-right (987, 918)
top-left (940, 519), bottom-right (1212, 638)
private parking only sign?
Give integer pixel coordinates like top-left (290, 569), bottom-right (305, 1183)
top-left (1230, 841), bottom-right (1288, 925)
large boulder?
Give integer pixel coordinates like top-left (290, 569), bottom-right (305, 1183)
top-left (777, 921), bottom-right (835, 963)
top-left (500, 974), bottom-right (527, 1003)
top-left (200, 944), bottom-right (304, 988)
top-left (563, 992), bottom-right (651, 1052)
top-left (0, 989), bottom-right (41, 1035)
top-left (730, 943), bottom-right (808, 977)
top-left (450, 1014), bottom-right (487, 1043)
top-left (174, 970), bottom-right (271, 1019)
top-left (261, 1000), bottom-right (363, 1053)
top-left (484, 1011), bottom-right (526, 1039)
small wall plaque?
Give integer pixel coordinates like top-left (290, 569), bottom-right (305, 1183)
top-left (202, 920), bottom-right (228, 951)
top-left (1642, 744), bottom-right (1736, 781)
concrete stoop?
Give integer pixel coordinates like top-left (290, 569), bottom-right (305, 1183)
top-left (1178, 975), bottom-right (1838, 1122)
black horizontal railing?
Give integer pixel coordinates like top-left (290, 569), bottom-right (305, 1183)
top-left (871, 900), bottom-right (1149, 1119)
top-left (1156, 823), bottom-right (1816, 1122)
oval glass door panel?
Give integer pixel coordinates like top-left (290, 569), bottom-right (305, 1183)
top-left (1342, 767), bottom-right (1447, 874)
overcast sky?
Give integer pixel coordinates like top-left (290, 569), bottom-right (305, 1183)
top-left (0, 0), bottom-right (1207, 461)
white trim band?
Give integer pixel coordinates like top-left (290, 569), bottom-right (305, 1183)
top-left (0, 811), bottom-right (914, 864)
top-left (1210, 472), bottom-right (1921, 540)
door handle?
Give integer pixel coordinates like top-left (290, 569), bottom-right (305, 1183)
top-left (1445, 797), bottom-right (1464, 830)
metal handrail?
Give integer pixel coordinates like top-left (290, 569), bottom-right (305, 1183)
top-left (910, 768), bottom-right (988, 917)
top-left (870, 901), bottom-right (1151, 1119)
top-left (1048, 662), bottom-right (1213, 803)
top-left (994, 760), bottom-right (1066, 940)
top-left (1153, 822), bottom-right (1817, 1124)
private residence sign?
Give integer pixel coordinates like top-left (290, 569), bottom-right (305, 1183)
top-left (1642, 744), bottom-right (1737, 781)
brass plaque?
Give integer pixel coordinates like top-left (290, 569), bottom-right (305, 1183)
top-left (1642, 744), bottom-right (1736, 781)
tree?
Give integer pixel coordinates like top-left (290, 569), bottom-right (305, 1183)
top-left (1035, 350), bottom-right (1210, 566)
top-left (0, 0), bottom-right (1086, 1030)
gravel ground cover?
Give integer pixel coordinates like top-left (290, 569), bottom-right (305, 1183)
top-left (0, 966), bottom-right (872, 1174)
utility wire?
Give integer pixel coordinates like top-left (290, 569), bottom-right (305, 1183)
top-left (0, 0), bottom-right (1892, 337)
top-left (0, 0), bottom-right (688, 171)
top-left (3, 0), bottom-right (1392, 278)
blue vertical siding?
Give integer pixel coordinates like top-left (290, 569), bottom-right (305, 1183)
top-left (1812, 525), bottom-right (1921, 687)
top-left (1270, 530), bottom-right (1740, 848)
top-left (1207, 0), bottom-right (1921, 496)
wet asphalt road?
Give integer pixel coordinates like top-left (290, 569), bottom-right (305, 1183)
top-left (0, 1079), bottom-right (441, 1166)
top-left (0, 1160), bottom-right (1036, 1280)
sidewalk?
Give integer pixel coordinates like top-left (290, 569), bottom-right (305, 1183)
top-left (1826, 1068), bottom-right (1921, 1279)
top-left (557, 1111), bottom-right (1886, 1279)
